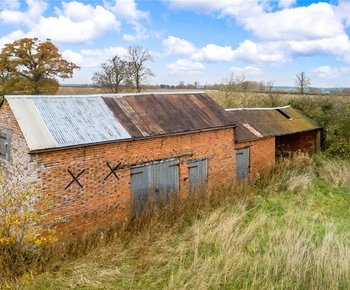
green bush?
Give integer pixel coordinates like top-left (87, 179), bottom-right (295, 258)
top-left (288, 96), bottom-right (350, 157)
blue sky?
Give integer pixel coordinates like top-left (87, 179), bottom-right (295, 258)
top-left (1, 0), bottom-right (350, 87)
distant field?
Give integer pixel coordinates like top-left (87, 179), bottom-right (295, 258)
top-left (57, 86), bottom-right (107, 95)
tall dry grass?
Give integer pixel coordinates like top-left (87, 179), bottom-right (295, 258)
top-left (165, 209), bottom-right (350, 290)
top-left (319, 158), bottom-right (350, 190)
top-left (14, 154), bottom-right (350, 289)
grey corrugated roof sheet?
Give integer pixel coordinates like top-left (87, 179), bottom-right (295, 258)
top-left (4, 92), bottom-right (234, 152)
top-left (225, 106), bottom-right (321, 142)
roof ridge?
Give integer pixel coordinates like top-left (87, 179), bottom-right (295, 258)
top-left (5, 91), bottom-right (206, 99)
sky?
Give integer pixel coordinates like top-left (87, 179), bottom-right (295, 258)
top-left (1, 0), bottom-right (350, 87)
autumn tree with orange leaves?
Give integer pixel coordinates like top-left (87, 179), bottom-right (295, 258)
top-left (0, 38), bottom-right (79, 95)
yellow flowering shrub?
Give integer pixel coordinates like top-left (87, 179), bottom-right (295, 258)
top-left (0, 172), bottom-right (56, 249)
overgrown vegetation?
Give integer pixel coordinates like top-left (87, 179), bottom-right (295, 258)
top-left (0, 170), bottom-right (56, 284)
top-left (0, 154), bottom-right (345, 289)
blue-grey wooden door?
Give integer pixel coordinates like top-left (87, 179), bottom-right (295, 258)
top-left (236, 148), bottom-right (250, 181)
top-left (188, 159), bottom-right (208, 192)
top-left (131, 158), bottom-right (179, 215)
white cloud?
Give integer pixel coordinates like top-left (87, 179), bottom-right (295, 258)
top-left (108, 0), bottom-right (148, 21)
top-left (162, 36), bottom-right (197, 55)
top-left (123, 22), bottom-right (149, 41)
top-left (167, 59), bottom-right (204, 74)
top-left (167, 0), bottom-right (263, 19)
top-left (108, 0), bottom-right (149, 41)
top-left (60, 1), bottom-right (96, 22)
top-left (162, 36), bottom-right (284, 64)
top-left (162, 36), bottom-right (235, 63)
top-left (166, 1), bottom-right (350, 64)
top-left (313, 66), bottom-right (348, 79)
top-left (0, 0), bottom-right (20, 10)
top-left (62, 46), bottom-right (128, 67)
top-left (0, 30), bottom-right (31, 48)
top-left (230, 66), bottom-right (262, 76)
top-left (277, 0), bottom-right (296, 9)
top-left (168, 1), bottom-right (343, 43)
top-left (287, 35), bottom-right (350, 56)
top-left (33, 2), bottom-right (119, 43)
top-left (232, 40), bottom-right (286, 63)
top-left (335, 0), bottom-right (350, 27)
top-left (0, 0), bottom-right (150, 44)
top-left (192, 44), bottom-right (235, 62)
top-left (0, 0), bottom-right (47, 26)
top-left (244, 3), bottom-right (344, 42)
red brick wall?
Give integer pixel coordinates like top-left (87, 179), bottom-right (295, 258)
top-left (276, 130), bottom-right (320, 156)
top-left (236, 137), bottom-right (275, 180)
top-left (34, 129), bottom-right (236, 236)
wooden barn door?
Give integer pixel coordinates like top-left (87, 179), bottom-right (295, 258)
top-left (236, 148), bottom-right (250, 181)
top-left (131, 158), bottom-right (179, 215)
top-left (188, 158), bottom-right (208, 192)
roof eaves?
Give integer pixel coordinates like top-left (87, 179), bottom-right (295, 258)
top-left (273, 127), bottom-right (322, 137)
top-left (226, 105), bottom-right (291, 111)
top-left (235, 134), bottom-right (275, 143)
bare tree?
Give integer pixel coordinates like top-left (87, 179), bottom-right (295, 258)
top-left (295, 72), bottom-right (311, 94)
top-left (127, 46), bottom-right (154, 92)
top-left (92, 55), bottom-right (129, 93)
top-left (219, 73), bottom-right (247, 108)
top-left (265, 80), bottom-right (274, 92)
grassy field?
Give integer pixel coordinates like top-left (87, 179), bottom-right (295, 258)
top-left (15, 154), bottom-right (350, 289)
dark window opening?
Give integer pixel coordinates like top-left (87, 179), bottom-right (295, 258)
top-left (0, 129), bottom-right (11, 162)
top-left (276, 109), bottom-right (292, 120)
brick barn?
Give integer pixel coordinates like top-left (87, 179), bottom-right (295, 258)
top-left (226, 106), bottom-right (321, 180)
top-left (0, 92), bottom-right (237, 236)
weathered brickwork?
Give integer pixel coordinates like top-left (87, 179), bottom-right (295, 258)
top-left (276, 130), bottom-right (321, 156)
top-left (0, 101), bottom-right (41, 183)
top-left (236, 137), bottom-right (276, 179)
top-left (0, 100), bottom-right (236, 237)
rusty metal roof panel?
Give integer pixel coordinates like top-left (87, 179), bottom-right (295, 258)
top-left (103, 93), bottom-right (233, 138)
top-left (226, 106), bottom-right (320, 142)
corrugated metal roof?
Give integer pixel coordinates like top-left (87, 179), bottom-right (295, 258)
top-left (33, 97), bottom-right (130, 147)
top-left (103, 93), bottom-right (233, 138)
top-left (4, 92), bottom-right (234, 152)
top-left (225, 106), bottom-right (321, 142)
top-left (8, 98), bottom-right (57, 150)
top-left (7, 96), bottom-right (130, 151)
